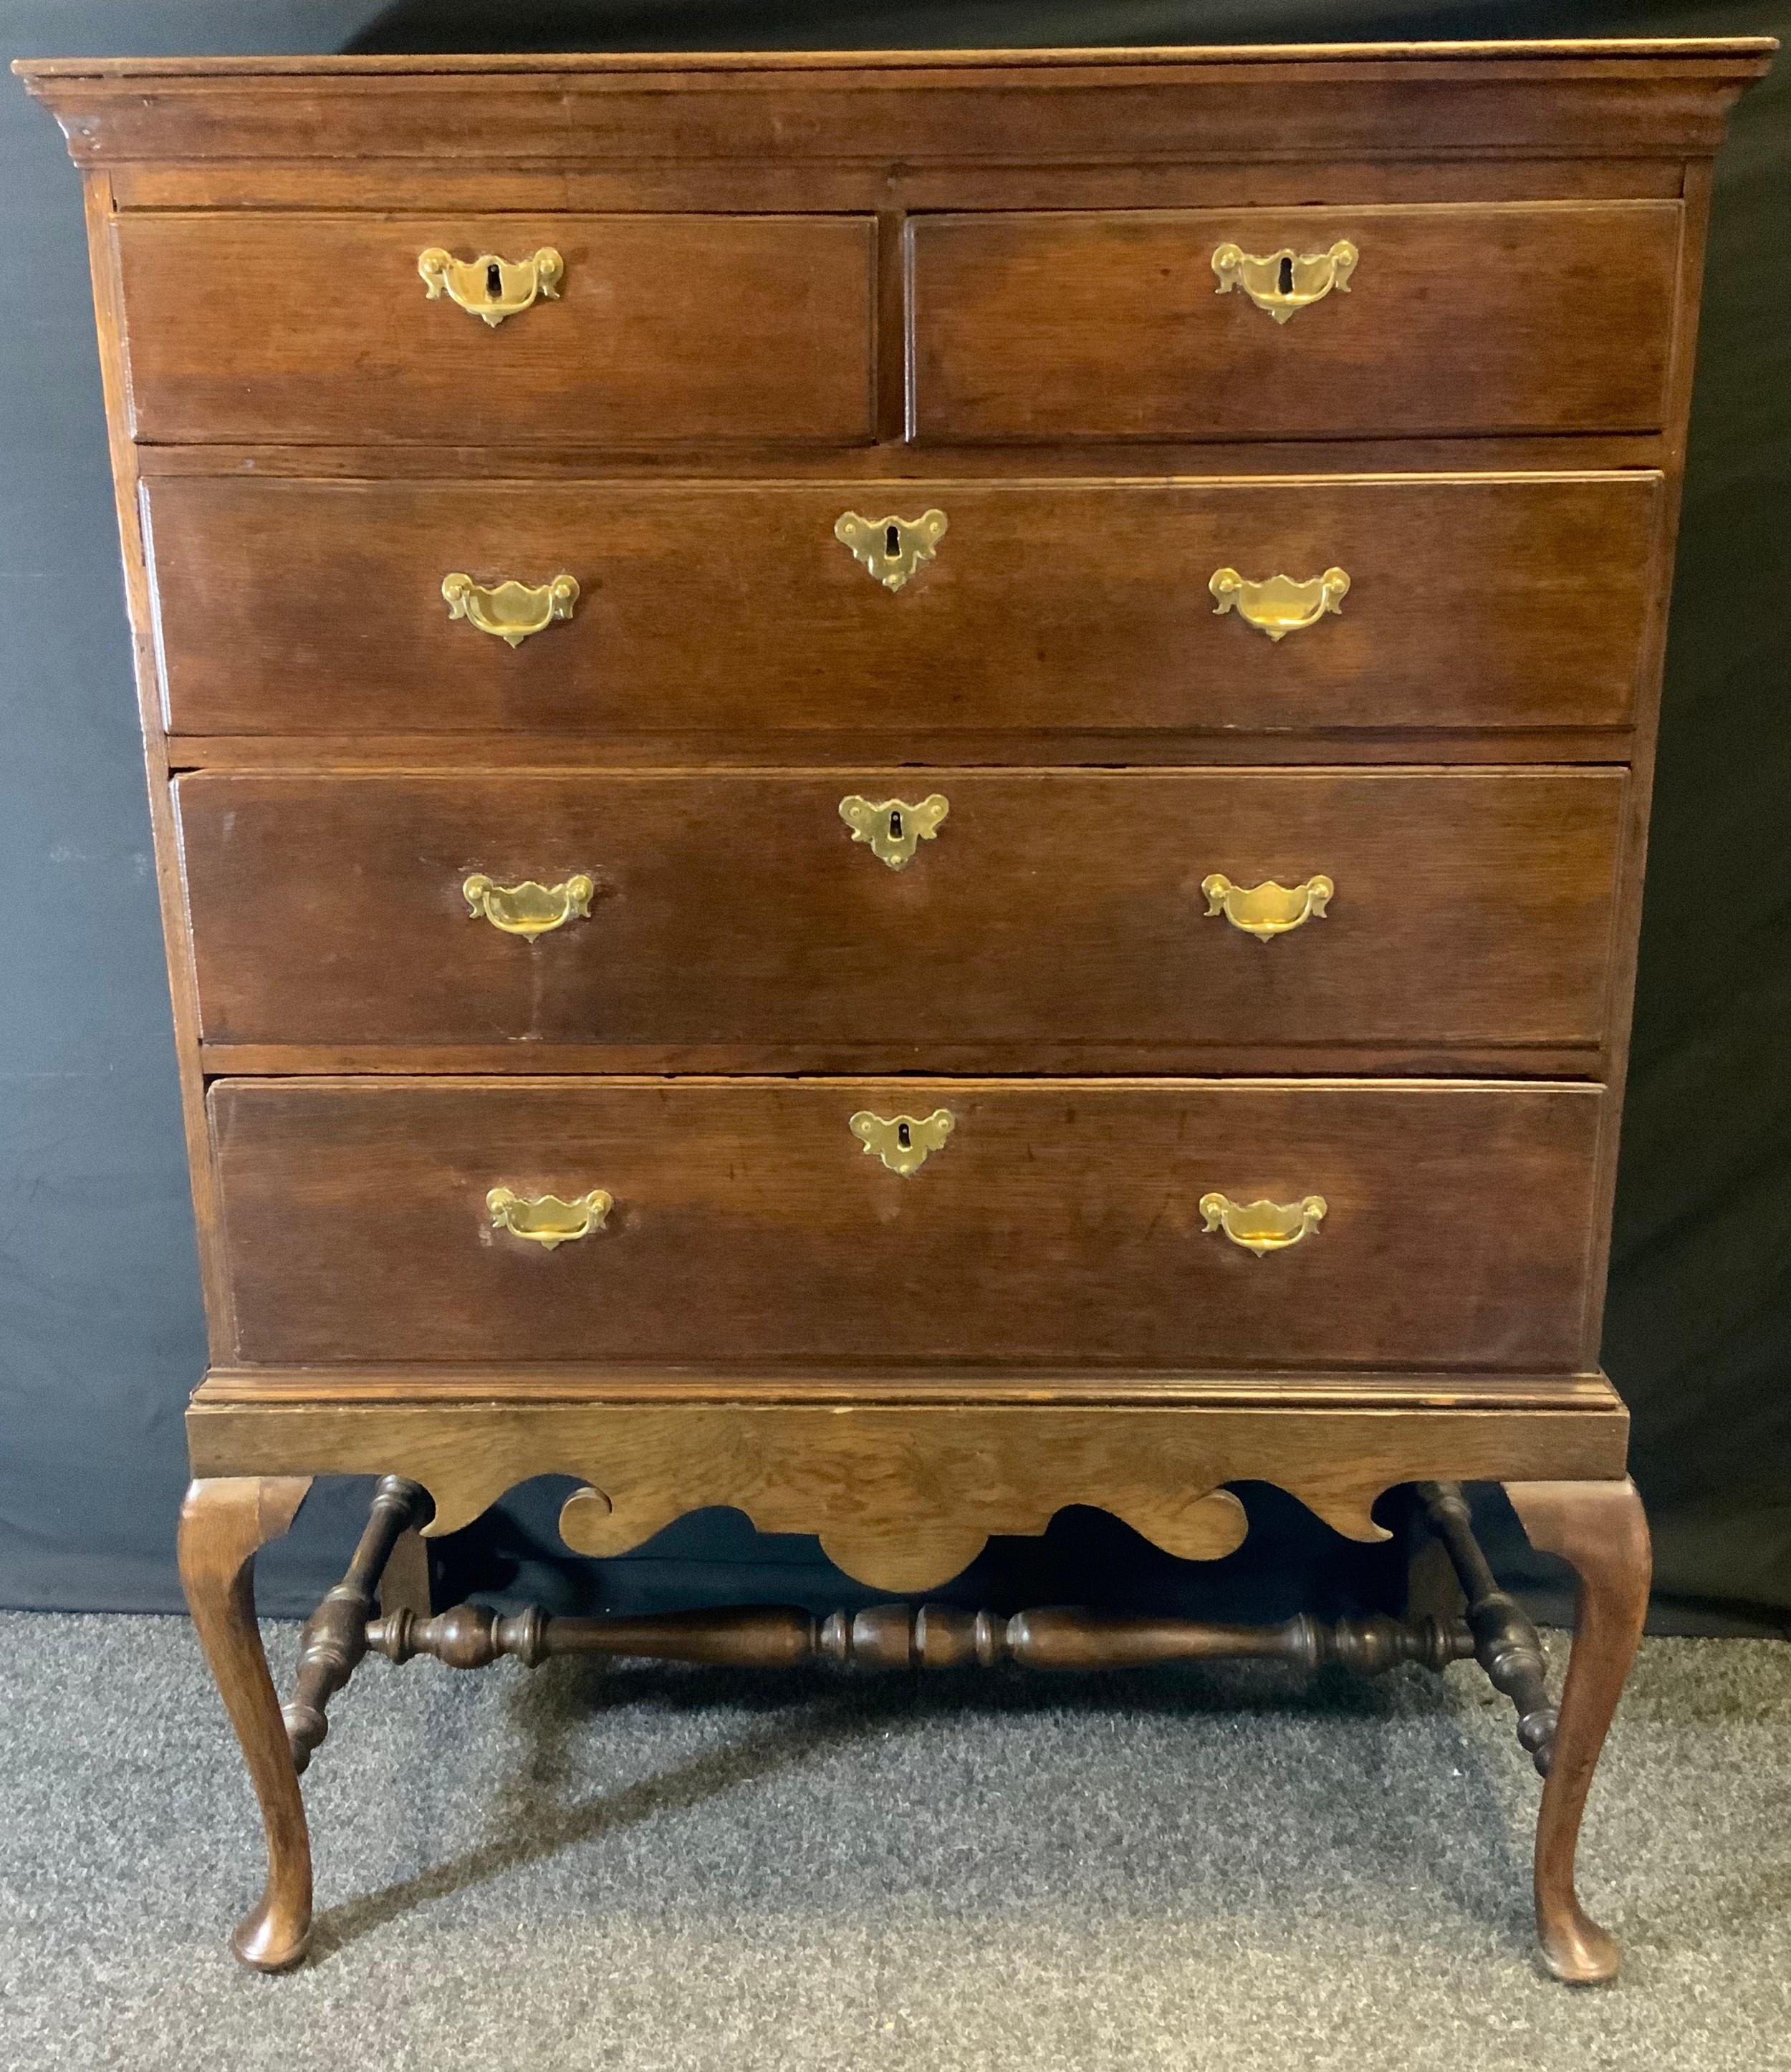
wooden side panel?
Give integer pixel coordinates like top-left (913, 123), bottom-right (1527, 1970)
top-left (175, 769), bottom-right (1626, 1061)
top-left (75, 171), bottom-right (240, 1357)
top-left (207, 1077), bottom-right (1605, 1372)
top-left (143, 472), bottom-right (1663, 738)
top-left (115, 213), bottom-right (878, 446)
top-left (909, 203), bottom-right (1681, 441)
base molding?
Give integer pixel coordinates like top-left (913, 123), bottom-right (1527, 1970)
top-left (187, 1378), bottom-right (1628, 1591)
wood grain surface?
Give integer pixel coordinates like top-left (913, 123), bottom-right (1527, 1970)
top-left (909, 203), bottom-right (1681, 442)
top-left (143, 471), bottom-right (1663, 738)
top-left (174, 768), bottom-right (1627, 1062)
top-left (113, 213), bottom-right (877, 447)
top-left (206, 1076), bottom-right (1606, 1371)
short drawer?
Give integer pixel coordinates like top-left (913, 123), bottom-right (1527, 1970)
top-left (908, 203), bottom-right (1679, 442)
top-left (115, 213), bottom-right (876, 445)
top-left (176, 768), bottom-right (1625, 1065)
top-left (208, 1076), bottom-right (1604, 1371)
top-left (144, 472), bottom-right (1662, 738)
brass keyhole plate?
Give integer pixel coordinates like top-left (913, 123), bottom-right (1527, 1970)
top-left (849, 1109), bottom-right (956, 1176)
top-left (835, 509), bottom-right (949, 591)
top-left (839, 794), bottom-right (950, 869)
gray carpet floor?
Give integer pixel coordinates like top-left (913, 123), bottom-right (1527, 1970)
top-left (0, 1614), bottom-right (1787, 2071)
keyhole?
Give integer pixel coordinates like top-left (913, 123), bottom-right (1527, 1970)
top-left (885, 524), bottom-right (902, 558)
top-left (486, 261), bottom-right (503, 299)
top-left (888, 809), bottom-right (904, 842)
top-left (1277, 254), bottom-right (1294, 296)
top-left (897, 1122), bottom-right (912, 1150)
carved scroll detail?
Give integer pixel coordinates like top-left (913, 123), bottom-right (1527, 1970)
top-left (187, 1394), bottom-right (1633, 1574)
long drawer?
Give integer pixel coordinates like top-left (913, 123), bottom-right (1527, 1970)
top-left (143, 472), bottom-right (1662, 738)
top-left (908, 203), bottom-right (1680, 441)
top-left (208, 1077), bottom-right (1605, 1371)
top-left (175, 768), bottom-right (1626, 1061)
top-left (114, 213), bottom-right (878, 446)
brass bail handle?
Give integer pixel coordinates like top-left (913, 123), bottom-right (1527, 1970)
top-left (1200, 1193), bottom-right (1327, 1256)
top-left (486, 1186), bottom-right (613, 1250)
top-left (442, 572), bottom-right (579, 647)
top-left (1211, 239), bottom-right (1358, 323)
top-left (418, 246), bottom-right (564, 327)
top-left (1209, 567), bottom-right (1349, 640)
top-left (464, 874), bottom-right (595, 940)
top-left (1202, 874), bottom-right (1333, 942)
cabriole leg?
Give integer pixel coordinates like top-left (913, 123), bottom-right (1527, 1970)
top-left (1503, 1477), bottom-right (1651, 1985)
top-left (177, 1475), bottom-right (315, 1971)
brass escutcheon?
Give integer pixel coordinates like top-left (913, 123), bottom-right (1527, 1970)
top-left (1199, 1192), bottom-right (1327, 1256)
top-left (464, 874), bottom-right (595, 940)
top-left (839, 794), bottom-right (949, 870)
top-left (1202, 874), bottom-right (1334, 942)
top-left (835, 510), bottom-right (949, 592)
top-left (850, 1109), bottom-right (956, 1177)
top-left (442, 572), bottom-right (579, 647)
top-left (1211, 239), bottom-right (1358, 323)
top-left (1209, 567), bottom-right (1349, 640)
top-left (418, 246), bottom-right (564, 327)
top-left (487, 1186), bottom-right (613, 1249)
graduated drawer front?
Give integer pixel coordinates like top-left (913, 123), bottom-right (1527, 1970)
top-left (909, 203), bottom-right (1679, 441)
top-left (144, 473), bottom-right (1661, 738)
top-left (114, 213), bottom-right (877, 446)
top-left (176, 770), bottom-right (1625, 1058)
top-left (208, 1078), bottom-right (1603, 1370)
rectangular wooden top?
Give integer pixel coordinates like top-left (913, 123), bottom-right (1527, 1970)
top-left (16, 38), bottom-right (1775, 169)
top-left (12, 39), bottom-right (1780, 79)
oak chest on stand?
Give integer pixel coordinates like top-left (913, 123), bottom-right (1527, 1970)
top-left (20, 34), bottom-right (1772, 1980)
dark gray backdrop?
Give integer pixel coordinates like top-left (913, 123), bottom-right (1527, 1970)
top-left (3, 0), bottom-right (1785, 1624)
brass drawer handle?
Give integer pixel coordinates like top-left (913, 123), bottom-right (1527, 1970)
top-left (464, 873), bottom-right (595, 939)
top-left (1209, 567), bottom-right (1349, 640)
top-left (835, 510), bottom-right (949, 591)
top-left (840, 794), bottom-right (949, 870)
top-left (1202, 873), bottom-right (1333, 942)
top-left (1211, 239), bottom-right (1357, 324)
top-left (487, 1186), bottom-right (613, 1249)
top-left (1200, 1192), bottom-right (1327, 1256)
top-left (418, 245), bottom-right (564, 327)
top-left (850, 1109), bottom-right (956, 1177)
top-left (442, 572), bottom-right (579, 647)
